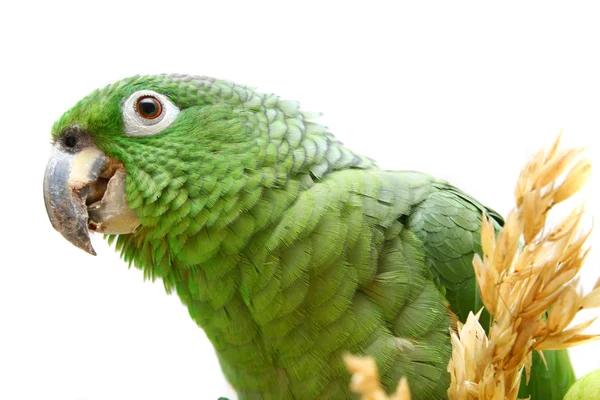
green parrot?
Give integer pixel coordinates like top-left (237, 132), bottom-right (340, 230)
top-left (43, 74), bottom-right (575, 399)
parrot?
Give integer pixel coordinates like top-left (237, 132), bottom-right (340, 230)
top-left (43, 74), bottom-right (575, 400)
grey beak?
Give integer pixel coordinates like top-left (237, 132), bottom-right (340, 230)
top-left (43, 145), bottom-right (108, 255)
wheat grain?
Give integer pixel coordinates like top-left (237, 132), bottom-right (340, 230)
top-left (344, 354), bottom-right (411, 400)
top-left (448, 133), bottom-right (599, 400)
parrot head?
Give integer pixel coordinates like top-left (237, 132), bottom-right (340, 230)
top-left (43, 74), bottom-right (265, 256)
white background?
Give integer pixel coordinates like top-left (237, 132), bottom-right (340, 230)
top-left (1, 1), bottom-right (598, 399)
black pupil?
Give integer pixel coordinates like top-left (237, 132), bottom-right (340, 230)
top-left (138, 98), bottom-right (160, 117)
top-left (64, 135), bottom-right (77, 148)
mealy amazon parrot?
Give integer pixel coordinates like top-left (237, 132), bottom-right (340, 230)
top-left (43, 74), bottom-right (575, 400)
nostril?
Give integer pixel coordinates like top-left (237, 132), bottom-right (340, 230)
top-left (64, 135), bottom-right (77, 148)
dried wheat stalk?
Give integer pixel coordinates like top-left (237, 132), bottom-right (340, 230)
top-left (344, 354), bottom-right (411, 400)
top-left (448, 133), bottom-right (600, 400)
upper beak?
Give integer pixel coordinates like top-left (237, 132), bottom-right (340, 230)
top-left (43, 134), bottom-right (140, 255)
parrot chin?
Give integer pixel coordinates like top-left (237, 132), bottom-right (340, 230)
top-left (43, 129), bottom-right (140, 255)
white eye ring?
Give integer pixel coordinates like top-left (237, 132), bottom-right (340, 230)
top-left (122, 90), bottom-right (180, 137)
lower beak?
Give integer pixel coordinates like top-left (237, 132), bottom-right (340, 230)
top-left (43, 142), bottom-right (140, 255)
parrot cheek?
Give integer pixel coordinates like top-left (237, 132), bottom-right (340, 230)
top-left (44, 135), bottom-right (140, 255)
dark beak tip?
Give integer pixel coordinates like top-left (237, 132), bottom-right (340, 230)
top-left (82, 244), bottom-right (97, 256)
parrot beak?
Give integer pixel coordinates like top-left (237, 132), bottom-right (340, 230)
top-left (43, 132), bottom-right (140, 255)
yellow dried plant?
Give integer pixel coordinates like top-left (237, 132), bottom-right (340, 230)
top-left (344, 354), bottom-right (411, 400)
top-left (448, 133), bottom-right (599, 400)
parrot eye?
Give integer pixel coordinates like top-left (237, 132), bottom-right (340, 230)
top-left (136, 96), bottom-right (163, 119)
top-left (122, 90), bottom-right (180, 137)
